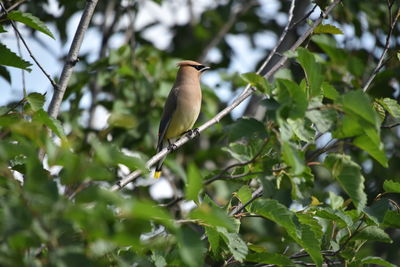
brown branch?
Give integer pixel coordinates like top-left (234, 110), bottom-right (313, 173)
top-left (0, 0), bottom-right (27, 20)
top-left (48, 0), bottom-right (99, 119)
top-left (110, 0), bottom-right (342, 191)
top-left (229, 186), bottom-right (263, 216)
top-left (0, 1), bottom-right (58, 90)
top-left (381, 122), bottom-right (400, 128)
top-left (362, 3), bottom-right (400, 92)
top-left (288, 4), bottom-right (318, 30)
top-left (197, 0), bottom-right (257, 63)
top-left (204, 139), bottom-right (269, 185)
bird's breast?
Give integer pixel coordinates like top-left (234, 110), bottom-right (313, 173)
top-left (165, 84), bottom-right (202, 139)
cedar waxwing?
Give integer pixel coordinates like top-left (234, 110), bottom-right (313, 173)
top-left (154, 60), bottom-right (210, 178)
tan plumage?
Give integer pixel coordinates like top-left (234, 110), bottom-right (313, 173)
top-left (154, 60), bottom-right (210, 178)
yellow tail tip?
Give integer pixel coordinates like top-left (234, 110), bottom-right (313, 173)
top-left (154, 171), bottom-right (161, 179)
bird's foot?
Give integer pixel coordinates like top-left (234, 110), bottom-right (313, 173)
top-left (186, 128), bottom-right (200, 138)
top-left (167, 143), bottom-right (178, 151)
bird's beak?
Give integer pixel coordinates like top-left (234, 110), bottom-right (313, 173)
top-left (200, 66), bottom-right (211, 72)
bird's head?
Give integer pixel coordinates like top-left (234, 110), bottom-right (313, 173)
top-left (177, 60), bottom-right (210, 75)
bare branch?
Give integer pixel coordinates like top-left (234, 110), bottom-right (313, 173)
top-left (47, 0), bottom-right (99, 119)
top-left (0, 1), bottom-right (58, 90)
top-left (381, 122), bottom-right (400, 128)
top-left (110, 0), bottom-right (342, 191)
top-left (0, 0), bottom-right (27, 19)
top-left (362, 3), bottom-right (400, 92)
top-left (197, 0), bottom-right (257, 63)
top-left (204, 139), bottom-right (269, 185)
top-left (229, 186), bottom-right (263, 216)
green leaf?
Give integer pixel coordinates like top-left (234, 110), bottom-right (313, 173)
top-left (246, 252), bottom-right (294, 266)
top-left (252, 199), bottom-right (299, 239)
top-left (7, 11), bottom-right (55, 39)
top-left (151, 251), bottom-right (167, 267)
top-left (225, 117), bottom-right (267, 141)
top-left (216, 227), bottom-right (248, 262)
top-left (314, 207), bottom-right (352, 227)
top-left (205, 227), bottom-right (220, 254)
top-left (378, 98), bottom-right (400, 118)
top-left (0, 43), bottom-right (32, 71)
top-left (297, 48), bottom-right (323, 97)
top-left (107, 112), bottom-right (137, 128)
top-left (287, 118), bottom-right (315, 142)
top-left (364, 199), bottom-right (390, 225)
top-left (276, 79), bottom-right (308, 119)
top-left (178, 227), bottom-right (205, 267)
top-left (354, 226), bottom-right (392, 243)
top-left (314, 24), bottom-right (344, 35)
top-left (383, 210), bottom-right (400, 227)
top-left (306, 98), bottom-right (336, 133)
top-left (240, 72), bottom-right (271, 94)
top-left (282, 142), bottom-right (305, 175)
top-left (329, 191), bottom-right (344, 210)
top-left (0, 66), bottom-right (11, 84)
top-left (189, 203), bottom-right (237, 232)
top-left (360, 256), bottom-right (396, 267)
top-left (383, 180), bottom-right (400, 193)
top-left (185, 163), bottom-right (202, 202)
top-left (32, 109), bottom-right (66, 140)
top-left (353, 134), bottom-right (388, 167)
top-left (27, 93), bottom-right (45, 111)
top-left (235, 185), bottom-right (252, 210)
top-left (324, 154), bottom-right (367, 211)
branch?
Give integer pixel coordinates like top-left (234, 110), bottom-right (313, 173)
top-left (229, 186), bottom-right (263, 216)
top-left (110, 0), bottom-right (342, 191)
top-left (0, 1), bottom-right (58, 90)
top-left (0, 0), bottom-right (27, 20)
top-left (381, 122), bottom-right (400, 129)
top-left (204, 139), bottom-right (269, 185)
top-left (362, 3), bottom-right (400, 92)
top-left (47, 0), bottom-right (99, 119)
top-left (197, 0), bottom-right (257, 63)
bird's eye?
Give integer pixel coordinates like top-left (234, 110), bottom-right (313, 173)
top-left (190, 65), bottom-right (205, 71)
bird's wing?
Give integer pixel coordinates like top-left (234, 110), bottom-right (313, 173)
top-left (157, 86), bottom-right (179, 150)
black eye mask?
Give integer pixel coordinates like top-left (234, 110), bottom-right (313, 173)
top-left (190, 64), bottom-right (206, 71)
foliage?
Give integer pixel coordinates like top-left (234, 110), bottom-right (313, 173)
top-left (1, 0), bottom-right (400, 266)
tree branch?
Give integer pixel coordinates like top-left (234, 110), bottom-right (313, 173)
top-left (110, 0), bottom-right (342, 191)
top-left (0, 0), bottom-right (27, 20)
top-left (0, 1), bottom-right (58, 90)
top-left (229, 186), bottom-right (263, 216)
top-left (197, 0), bottom-right (257, 63)
top-left (362, 2), bottom-right (400, 92)
top-left (47, 0), bottom-right (99, 119)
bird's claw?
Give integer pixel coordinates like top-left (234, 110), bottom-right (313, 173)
top-left (186, 128), bottom-right (200, 138)
top-left (167, 143), bottom-right (178, 151)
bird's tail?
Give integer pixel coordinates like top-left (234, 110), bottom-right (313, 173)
top-left (154, 142), bottom-right (165, 178)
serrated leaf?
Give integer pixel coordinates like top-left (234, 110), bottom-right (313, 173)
top-left (235, 185), bottom-right (253, 211)
top-left (354, 226), bottom-right (392, 243)
top-left (297, 48), bottom-right (323, 97)
top-left (383, 180), bottom-right (400, 193)
top-left (314, 207), bottom-right (352, 227)
top-left (205, 227), bottom-right (220, 254)
top-left (240, 72), bottom-right (271, 94)
top-left (246, 252), bottom-right (294, 266)
top-left (26, 93), bottom-right (45, 111)
top-left (276, 79), bottom-right (308, 119)
top-left (378, 98), bottom-right (400, 118)
top-left (32, 109), bottom-right (66, 141)
top-left (282, 142), bottom-right (305, 175)
top-left (353, 134), bottom-right (388, 167)
top-left (383, 210), bottom-right (400, 227)
top-left (189, 203), bottom-right (236, 232)
top-left (314, 24), bottom-right (343, 35)
top-left (324, 154), bottom-right (367, 211)
top-left (216, 227), bottom-right (248, 262)
top-left (7, 11), bottom-right (55, 39)
top-left (0, 43), bottom-right (31, 71)
top-left (364, 199), bottom-right (390, 225)
top-left (185, 163), bottom-right (202, 202)
top-left (361, 256), bottom-right (396, 267)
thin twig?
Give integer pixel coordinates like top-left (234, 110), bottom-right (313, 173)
top-left (229, 186), bottom-right (263, 216)
top-left (256, 0), bottom-right (296, 77)
top-left (0, 0), bottom-right (27, 20)
top-left (48, 0), bottom-right (99, 119)
top-left (14, 23), bottom-right (26, 96)
top-left (381, 122), bottom-right (400, 128)
top-left (110, 0), bottom-right (342, 191)
top-left (362, 3), bottom-right (400, 92)
top-left (204, 139), bottom-right (269, 185)
top-left (289, 4), bottom-right (318, 30)
top-left (197, 0), bottom-right (257, 63)
top-left (0, 1), bottom-right (58, 90)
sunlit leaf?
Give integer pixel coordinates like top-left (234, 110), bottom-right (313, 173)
top-left (7, 11), bottom-right (55, 39)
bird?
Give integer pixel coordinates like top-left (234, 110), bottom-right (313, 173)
top-left (154, 60), bottom-right (210, 178)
